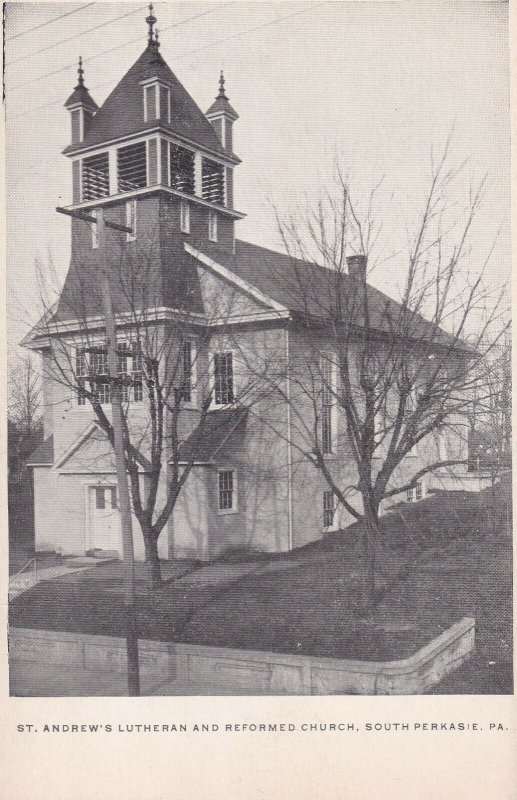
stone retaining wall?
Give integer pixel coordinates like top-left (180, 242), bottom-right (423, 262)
top-left (9, 617), bottom-right (475, 695)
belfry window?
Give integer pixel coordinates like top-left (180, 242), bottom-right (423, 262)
top-left (170, 144), bottom-right (195, 194)
top-left (82, 153), bottom-right (109, 200)
top-left (117, 142), bottom-right (147, 193)
top-left (202, 158), bottom-right (225, 205)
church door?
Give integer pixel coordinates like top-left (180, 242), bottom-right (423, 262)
top-left (90, 486), bottom-right (120, 552)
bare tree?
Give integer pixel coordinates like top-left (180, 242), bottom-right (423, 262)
top-left (27, 218), bottom-right (278, 588)
top-left (262, 142), bottom-right (509, 607)
top-left (468, 331), bottom-right (511, 497)
top-left (8, 354), bottom-right (42, 482)
top-left (8, 354), bottom-right (41, 437)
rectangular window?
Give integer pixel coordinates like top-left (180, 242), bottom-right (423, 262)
top-left (75, 341), bottom-right (143, 405)
top-left (214, 352), bottom-right (234, 405)
top-left (76, 346), bottom-right (88, 406)
top-left (321, 357), bottom-right (334, 454)
top-left (170, 144), bottom-right (195, 194)
top-left (117, 142), bottom-right (147, 193)
top-left (218, 470), bottom-right (235, 512)
top-left (208, 209), bottom-right (218, 243)
top-left (202, 158), bottom-right (225, 204)
top-left (180, 200), bottom-right (190, 233)
top-left (91, 209), bottom-right (98, 250)
top-left (180, 341), bottom-right (194, 403)
top-left (323, 491), bottom-right (335, 528)
top-left (125, 200), bottom-right (137, 242)
top-left (131, 341), bottom-right (143, 402)
top-left (159, 85), bottom-right (170, 123)
top-left (144, 84), bottom-right (157, 122)
top-left (82, 152), bottom-right (109, 200)
top-left (95, 487), bottom-right (117, 510)
top-left (406, 481), bottom-right (424, 503)
top-left (95, 487), bottom-right (106, 510)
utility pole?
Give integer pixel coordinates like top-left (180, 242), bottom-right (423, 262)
top-left (57, 206), bottom-right (140, 696)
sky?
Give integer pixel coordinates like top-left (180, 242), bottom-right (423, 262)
top-left (4, 0), bottom-right (510, 358)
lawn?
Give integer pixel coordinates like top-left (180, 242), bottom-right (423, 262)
top-left (9, 483), bottom-right (513, 693)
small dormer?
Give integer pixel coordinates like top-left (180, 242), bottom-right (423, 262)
top-left (64, 58), bottom-right (98, 145)
top-left (141, 77), bottom-right (171, 124)
top-left (206, 72), bottom-right (239, 156)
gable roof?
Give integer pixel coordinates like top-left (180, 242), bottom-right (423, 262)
top-left (199, 239), bottom-right (471, 352)
top-left (26, 435), bottom-right (54, 466)
top-left (64, 43), bottom-right (226, 158)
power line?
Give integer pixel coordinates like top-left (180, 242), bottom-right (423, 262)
top-left (6, 3), bottom-right (95, 40)
top-left (7, 3), bottom-right (233, 91)
top-left (6, 4), bottom-right (149, 66)
top-left (7, 2), bottom-right (331, 121)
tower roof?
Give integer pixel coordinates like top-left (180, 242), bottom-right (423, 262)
top-left (206, 71), bottom-right (239, 120)
top-left (64, 41), bottom-right (228, 157)
top-left (64, 56), bottom-right (98, 111)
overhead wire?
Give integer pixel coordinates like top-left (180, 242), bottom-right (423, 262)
top-left (6, 4), bottom-right (149, 65)
top-left (6, 3), bottom-right (95, 40)
top-left (7, 3), bottom-right (233, 90)
top-left (7, 1), bottom-right (331, 121)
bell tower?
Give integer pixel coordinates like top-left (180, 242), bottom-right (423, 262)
top-left (57, 6), bottom-right (245, 320)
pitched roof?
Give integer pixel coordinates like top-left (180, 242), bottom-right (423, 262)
top-left (200, 239), bottom-right (471, 352)
top-left (26, 434), bottom-right (54, 466)
top-left (177, 407), bottom-right (249, 464)
top-left (64, 43), bottom-right (226, 157)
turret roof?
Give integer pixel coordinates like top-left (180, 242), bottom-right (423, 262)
top-left (64, 43), bottom-right (227, 157)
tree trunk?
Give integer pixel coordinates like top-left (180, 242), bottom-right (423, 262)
top-left (143, 529), bottom-right (162, 589)
top-left (362, 501), bottom-right (379, 610)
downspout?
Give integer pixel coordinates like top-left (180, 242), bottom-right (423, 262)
top-left (285, 324), bottom-right (294, 550)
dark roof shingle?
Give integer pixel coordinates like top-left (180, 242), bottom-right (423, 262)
top-left (177, 408), bottom-right (248, 464)
top-left (64, 44), bottom-right (226, 157)
top-left (26, 435), bottom-right (54, 466)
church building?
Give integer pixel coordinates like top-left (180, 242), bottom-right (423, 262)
top-left (25, 7), bottom-right (469, 563)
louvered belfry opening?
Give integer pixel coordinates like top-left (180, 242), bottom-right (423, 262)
top-left (117, 142), bottom-right (147, 192)
top-left (169, 143), bottom-right (195, 194)
top-left (202, 158), bottom-right (225, 205)
top-left (82, 152), bottom-right (109, 200)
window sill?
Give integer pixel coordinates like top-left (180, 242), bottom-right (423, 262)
top-left (217, 508), bottom-right (239, 516)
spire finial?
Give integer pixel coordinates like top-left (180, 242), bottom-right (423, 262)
top-left (218, 70), bottom-right (227, 98)
top-left (77, 56), bottom-right (84, 87)
top-left (146, 3), bottom-right (157, 43)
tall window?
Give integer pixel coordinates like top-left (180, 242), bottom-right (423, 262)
top-left (170, 144), bottom-right (195, 194)
top-left (180, 341), bottom-right (195, 404)
top-left (214, 352), bottom-right (234, 405)
top-left (218, 470), bottom-right (236, 512)
top-left (125, 200), bottom-right (137, 242)
top-left (208, 209), bottom-right (218, 243)
top-left (118, 142), bottom-right (147, 193)
top-left (75, 342), bottom-right (142, 405)
top-left (91, 209), bottom-right (98, 249)
top-left (323, 491), bottom-right (335, 528)
top-left (180, 200), bottom-right (190, 233)
top-left (202, 158), bottom-right (225, 204)
top-left (82, 152), bottom-right (109, 200)
top-left (321, 357), bottom-right (334, 454)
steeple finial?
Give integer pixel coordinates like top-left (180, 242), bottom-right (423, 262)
top-left (146, 3), bottom-right (157, 43)
top-left (218, 70), bottom-right (227, 99)
top-left (77, 56), bottom-right (84, 87)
